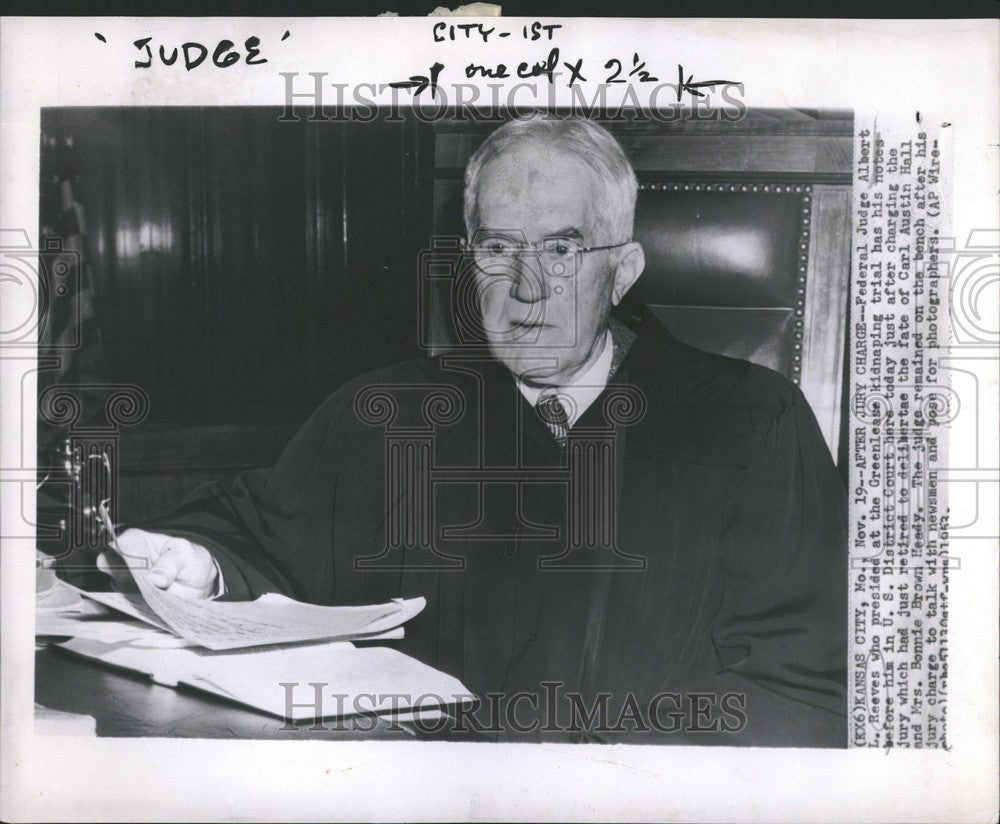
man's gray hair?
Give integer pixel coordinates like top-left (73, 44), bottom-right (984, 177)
top-left (463, 117), bottom-right (639, 244)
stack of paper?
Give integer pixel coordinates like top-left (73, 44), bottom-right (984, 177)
top-left (35, 567), bottom-right (173, 641)
top-left (88, 507), bottom-right (426, 650)
top-left (57, 631), bottom-right (474, 722)
top-left (58, 582), bottom-right (421, 650)
top-left (36, 532), bottom-right (474, 724)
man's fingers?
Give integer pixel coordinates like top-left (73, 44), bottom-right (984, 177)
top-left (162, 579), bottom-right (214, 601)
top-left (114, 528), bottom-right (159, 567)
top-left (148, 546), bottom-right (184, 589)
top-left (99, 529), bottom-right (217, 599)
top-left (148, 540), bottom-right (215, 597)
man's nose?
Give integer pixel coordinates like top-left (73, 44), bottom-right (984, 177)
top-left (509, 254), bottom-right (550, 303)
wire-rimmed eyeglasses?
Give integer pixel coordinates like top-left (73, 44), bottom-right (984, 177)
top-left (465, 233), bottom-right (631, 278)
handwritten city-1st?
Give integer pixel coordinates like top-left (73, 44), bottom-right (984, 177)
top-left (390, 21), bottom-right (738, 102)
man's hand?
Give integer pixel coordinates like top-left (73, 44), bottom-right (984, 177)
top-left (97, 528), bottom-right (219, 601)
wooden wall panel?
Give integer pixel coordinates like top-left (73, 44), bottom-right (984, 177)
top-left (437, 132), bottom-right (853, 178)
top-left (39, 108), bottom-right (436, 526)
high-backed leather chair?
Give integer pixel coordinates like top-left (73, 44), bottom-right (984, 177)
top-left (426, 111), bottom-right (853, 461)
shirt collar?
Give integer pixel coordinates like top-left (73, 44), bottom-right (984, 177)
top-left (515, 330), bottom-right (614, 427)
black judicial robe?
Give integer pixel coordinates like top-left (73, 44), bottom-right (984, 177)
top-left (143, 311), bottom-right (848, 747)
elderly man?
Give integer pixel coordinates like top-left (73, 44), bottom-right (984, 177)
top-left (103, 117), bottom-right (847, 746)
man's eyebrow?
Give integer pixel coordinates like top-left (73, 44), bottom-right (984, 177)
top-left (546, 227), bottom-right (585, 240)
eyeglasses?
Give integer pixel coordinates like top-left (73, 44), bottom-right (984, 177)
top-left (466, 234), bottom-right (631, 278)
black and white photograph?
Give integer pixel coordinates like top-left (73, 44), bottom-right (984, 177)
top-left (2, 11), bottom-right (997, 823)
top-left (32, 105), bottom-right (853, 746)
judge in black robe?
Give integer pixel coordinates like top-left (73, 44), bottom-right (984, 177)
top-left (140, 304), bottom-right (848, 748)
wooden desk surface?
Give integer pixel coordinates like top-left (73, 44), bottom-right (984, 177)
top-left (34, 645), bottom-right (418, 740)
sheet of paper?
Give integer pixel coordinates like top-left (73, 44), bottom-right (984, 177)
top-left (94, 522), bottom-right (425, 650)
top-left (67, 584), bottom-right (174, 633)
top-left (132, 577), bottom-right (425, 650)
top-left (35, 613), bottom-right (189, 645)
top-left (191, 641), bottom-right (470, 720)
top-left (58, 635), bottom-right (204, 686)
top-left (57, 635), bottom-right (473, 722)
top-left (66, 580), bottom-right (407, 646)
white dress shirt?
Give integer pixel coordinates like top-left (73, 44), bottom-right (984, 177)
top-left (515, 329), bottom-right (614, 426)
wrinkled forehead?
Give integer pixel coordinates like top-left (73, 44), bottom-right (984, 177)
top-left (473, 145), bottom-right (602, 239)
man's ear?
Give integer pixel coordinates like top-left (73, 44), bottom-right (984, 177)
top-left (611, 242), bottom-right (645, 306)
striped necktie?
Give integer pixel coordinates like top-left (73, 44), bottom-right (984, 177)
top-left (530, 317), bottom-right (637, 450)
top-left (536, 389), bottom-right (570, 448)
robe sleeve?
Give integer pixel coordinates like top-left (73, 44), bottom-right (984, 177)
top-left (680, 370), bottom-right (849, 747)
top-left (135, 389), bottom-right (354, 604)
